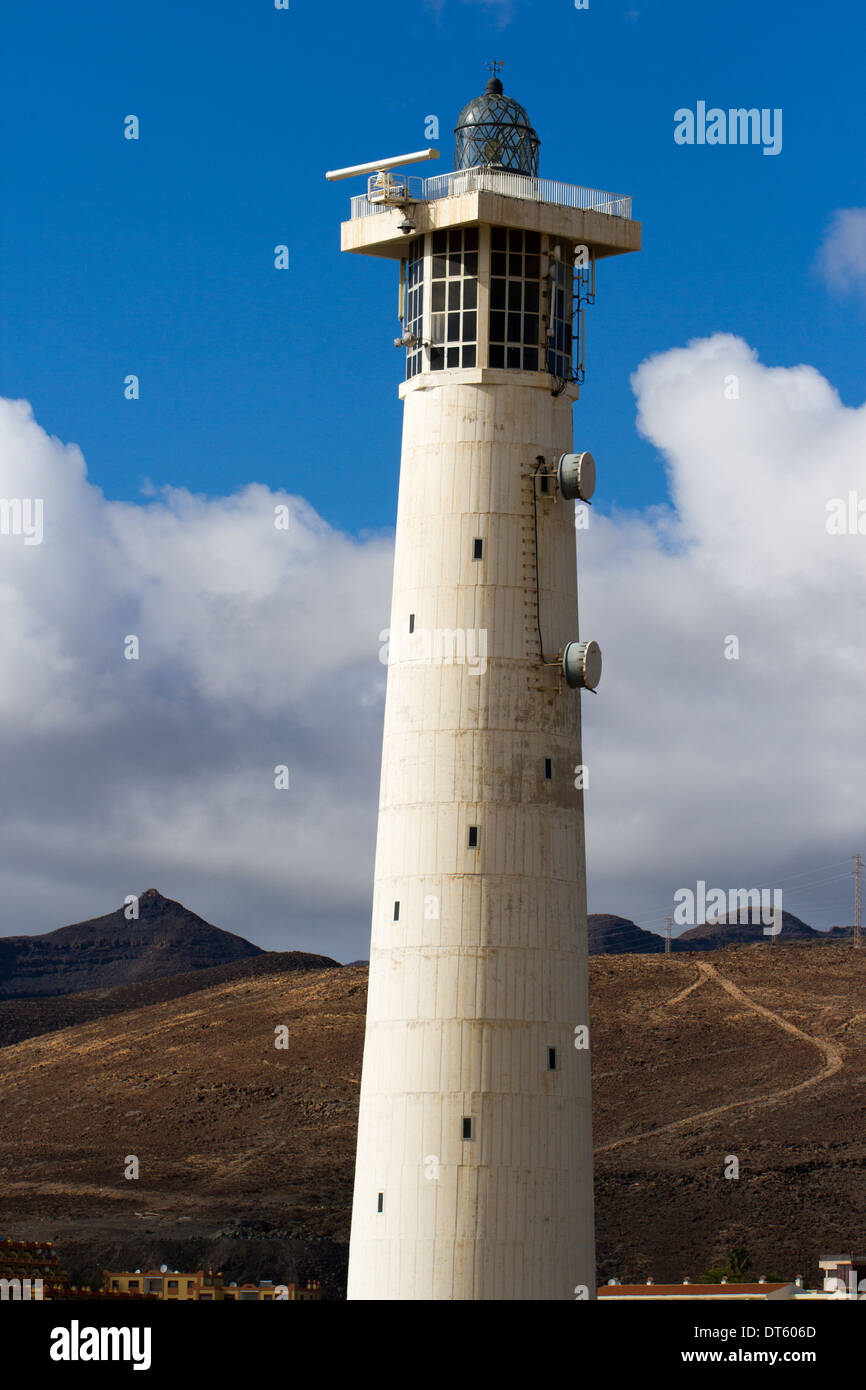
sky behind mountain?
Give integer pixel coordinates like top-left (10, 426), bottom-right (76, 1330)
top-left (1, 0), bottom-right (864, 956)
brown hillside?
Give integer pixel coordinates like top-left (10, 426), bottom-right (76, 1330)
top-left (0, 944), bottom-right (863, 1295)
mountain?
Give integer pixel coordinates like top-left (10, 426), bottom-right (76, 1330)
top-left (0, 889), bottom-right (264, 1000)
top-left (675, 908), bottom-right (818, 950)
top-left (0, 949), bottom-right (341, 1049)
top-left (588, 914), bottom-right (665, 955)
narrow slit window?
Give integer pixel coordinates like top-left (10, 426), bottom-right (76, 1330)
top-left (539, 473), bottom-right (550, 494)
top-left (544, 757), bottom-right (553, 780)
top-left (473, 537), bottom-right (484, 561)
top-left (377, 1192), bottom-right (384, 1213)
top-left (408, 613), bottom-right (415, 633)
top-left (468, 826), bottom-right (478, 848)
top-left (462, 1117), bottom-right (472, 1140)
top-left (548, 1047), bottom-right (558, 1071)
top-left (393, 901), bottom-right (400, 921)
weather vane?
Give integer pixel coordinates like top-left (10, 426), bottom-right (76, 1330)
top-left (485, 58), bottom-right (505, 80)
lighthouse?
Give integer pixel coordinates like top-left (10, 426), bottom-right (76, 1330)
top-left (331, 71), bottom-right (640, 1301)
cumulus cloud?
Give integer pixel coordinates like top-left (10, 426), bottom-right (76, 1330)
top-left (815, 208), bottom-right (866, 297)
top-left (1, 332), bottom-right (864, 954)
top-left (580, 333), bottom-right (866, 933)
top-left (0, 398), bottom-right (393, 957)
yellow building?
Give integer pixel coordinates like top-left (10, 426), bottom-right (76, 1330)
top-left (103, 1268), bottom-right (321, 1301)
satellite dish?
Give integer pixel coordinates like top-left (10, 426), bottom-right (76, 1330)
top-left (159, 1263), bottom-right (168, 1273)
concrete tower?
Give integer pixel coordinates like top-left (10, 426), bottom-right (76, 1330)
top-left (335, 74), bottom-right (640, 1301)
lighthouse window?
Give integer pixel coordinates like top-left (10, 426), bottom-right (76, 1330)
top-left (473, 538), bottom-right (483, 560)
top-left (547, 243), bottom-right (574, 381)
top-left (544, 757), bottom-right (553, 780)
top-left (377, 1192), bottom-right (383, 1213)
top-left (405, 238), bottom-right (425, 380)
top-left (548, 1048), bottom-right (558, 1070)
top-left (429, 228), bottom-right (478, 371)
top-left (393, 901), bottom-right (400, 921)
top-left (488, 226), bottom-right (543, 372)
top-left (409, 613), bottom-right (415, 633)
top-left (462, 1117), bottom-right (473, 1140)
top-left (468, 826), bottom-right (478, 848)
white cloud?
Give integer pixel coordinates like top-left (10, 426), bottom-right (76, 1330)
top-left (1, 332), bottom-right (864, 955)
top-left (815, 207), bottom-right (866, 297)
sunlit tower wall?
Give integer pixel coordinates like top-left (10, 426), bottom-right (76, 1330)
top-left (338, 75), bottom-right (641, 1301)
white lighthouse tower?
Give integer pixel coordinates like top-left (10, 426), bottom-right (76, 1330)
top-left (331, 70), bottom-right (640, 1301)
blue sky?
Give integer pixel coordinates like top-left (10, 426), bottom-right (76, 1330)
top-left (1, 0), bottom-right (865, 953)
top-left (3, 0), bottom-right (863, 532)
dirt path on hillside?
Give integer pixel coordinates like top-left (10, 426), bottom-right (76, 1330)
top-left (595, 962), bottom-right (844, 1154)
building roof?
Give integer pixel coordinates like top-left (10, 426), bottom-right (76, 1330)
top-left (599, 1283), bottom-right (794, 1299)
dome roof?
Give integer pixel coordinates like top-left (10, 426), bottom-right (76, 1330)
top-left (454, 77), bottom-right (540, 176)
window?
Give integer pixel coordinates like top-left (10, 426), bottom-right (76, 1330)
top-left (408, 613), bottom-right (415, 633)
top-left (539, 473), bottom-right (549, 494)
top-left (473, 538), bottom-right (483, 560)
top-left (393, 901), bottom-right (400, 921)
top-left (548, 1047), bottom-right (558, 1070)
top-left (429, 228), bottom-right (478, 370)
top-left (167, 1280), bottom-right (178, 1289)
top-left (468, 826), bottom-right (478, 848)
top-left (488, 226), bottom-right (541, 371)
top-left (405, 237), bottom-right (425, 380)
top-left (377, 1192), bottom-right (384, 1213)
top-left (547, 243), bottom-right (574, 380)
top-left (544, 758), bottom-right (553, 780)
top-left (128, 1280), bottom-right (139, 1289)
top-left (462, 1117), bottom-right (473, 1140)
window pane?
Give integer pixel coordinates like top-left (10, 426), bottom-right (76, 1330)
top-left (507, 281), bottom-right (522, 310)
top-left (432, 255), bottom-right (447, 279)
top-left (524, 313), bottom-right (538, 343)
top-left (431, 281), bottom-right (446, 311)
top-left (432, 231), bottom-right (446, 254)
top-left (462, 344), bottom-right (476, 367)
top-left (524, 281), bottom-right (539, 313)
top-left (463, 252), bottom-right (478, 276)
top-left (523, 347), bottom-right (538, 371)
top-left (507, 346), bottom-right (521, 367)
top-left (462, 311), bottom-right (476, 341)
top-left (463, 278), bottom-right (477, 309)
top-left (489, 311), bottom-right (505, 341)
top-left (464, 228), bottom-right (479, 250)
top-left (447, 312), bottom-right (460, 341)
top-left (491, 252), bottom-right (507, 276)
top-left (448, 281), bottom-right (461, 309)
top-left (489, 344), bottom-right (504, 367)
top-left (431, 346), bottom-right (445, 370)
top-left (448, 251), bottom-right (462, 274)
top-left (491, 227), bottom-right (507, 250)
top-left (509, 228), bottom-right (523, 250)
top-left (447, 346), bottom-right (460, 367)
top-left (490, 279), bottom-right (506, 310)
top-left (448, 229), bottom-right (461, 252)
top-left (525, 254), bottom-right (540, 280)
top-left (525, 231), bottom-right (540, 252)
top-left (507, 312), bottom-right (521, 342)
top-left (509, 253), bottom-right (522, 276)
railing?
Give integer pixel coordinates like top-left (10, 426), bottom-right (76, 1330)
top-left (349, 167), bottom-right (632, 220)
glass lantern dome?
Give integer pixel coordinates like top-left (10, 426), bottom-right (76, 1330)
top-left (454, 76), bottom-right (541, 177)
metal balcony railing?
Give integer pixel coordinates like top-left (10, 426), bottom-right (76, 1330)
top-left (349, 166), bottom-right (632, 221)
